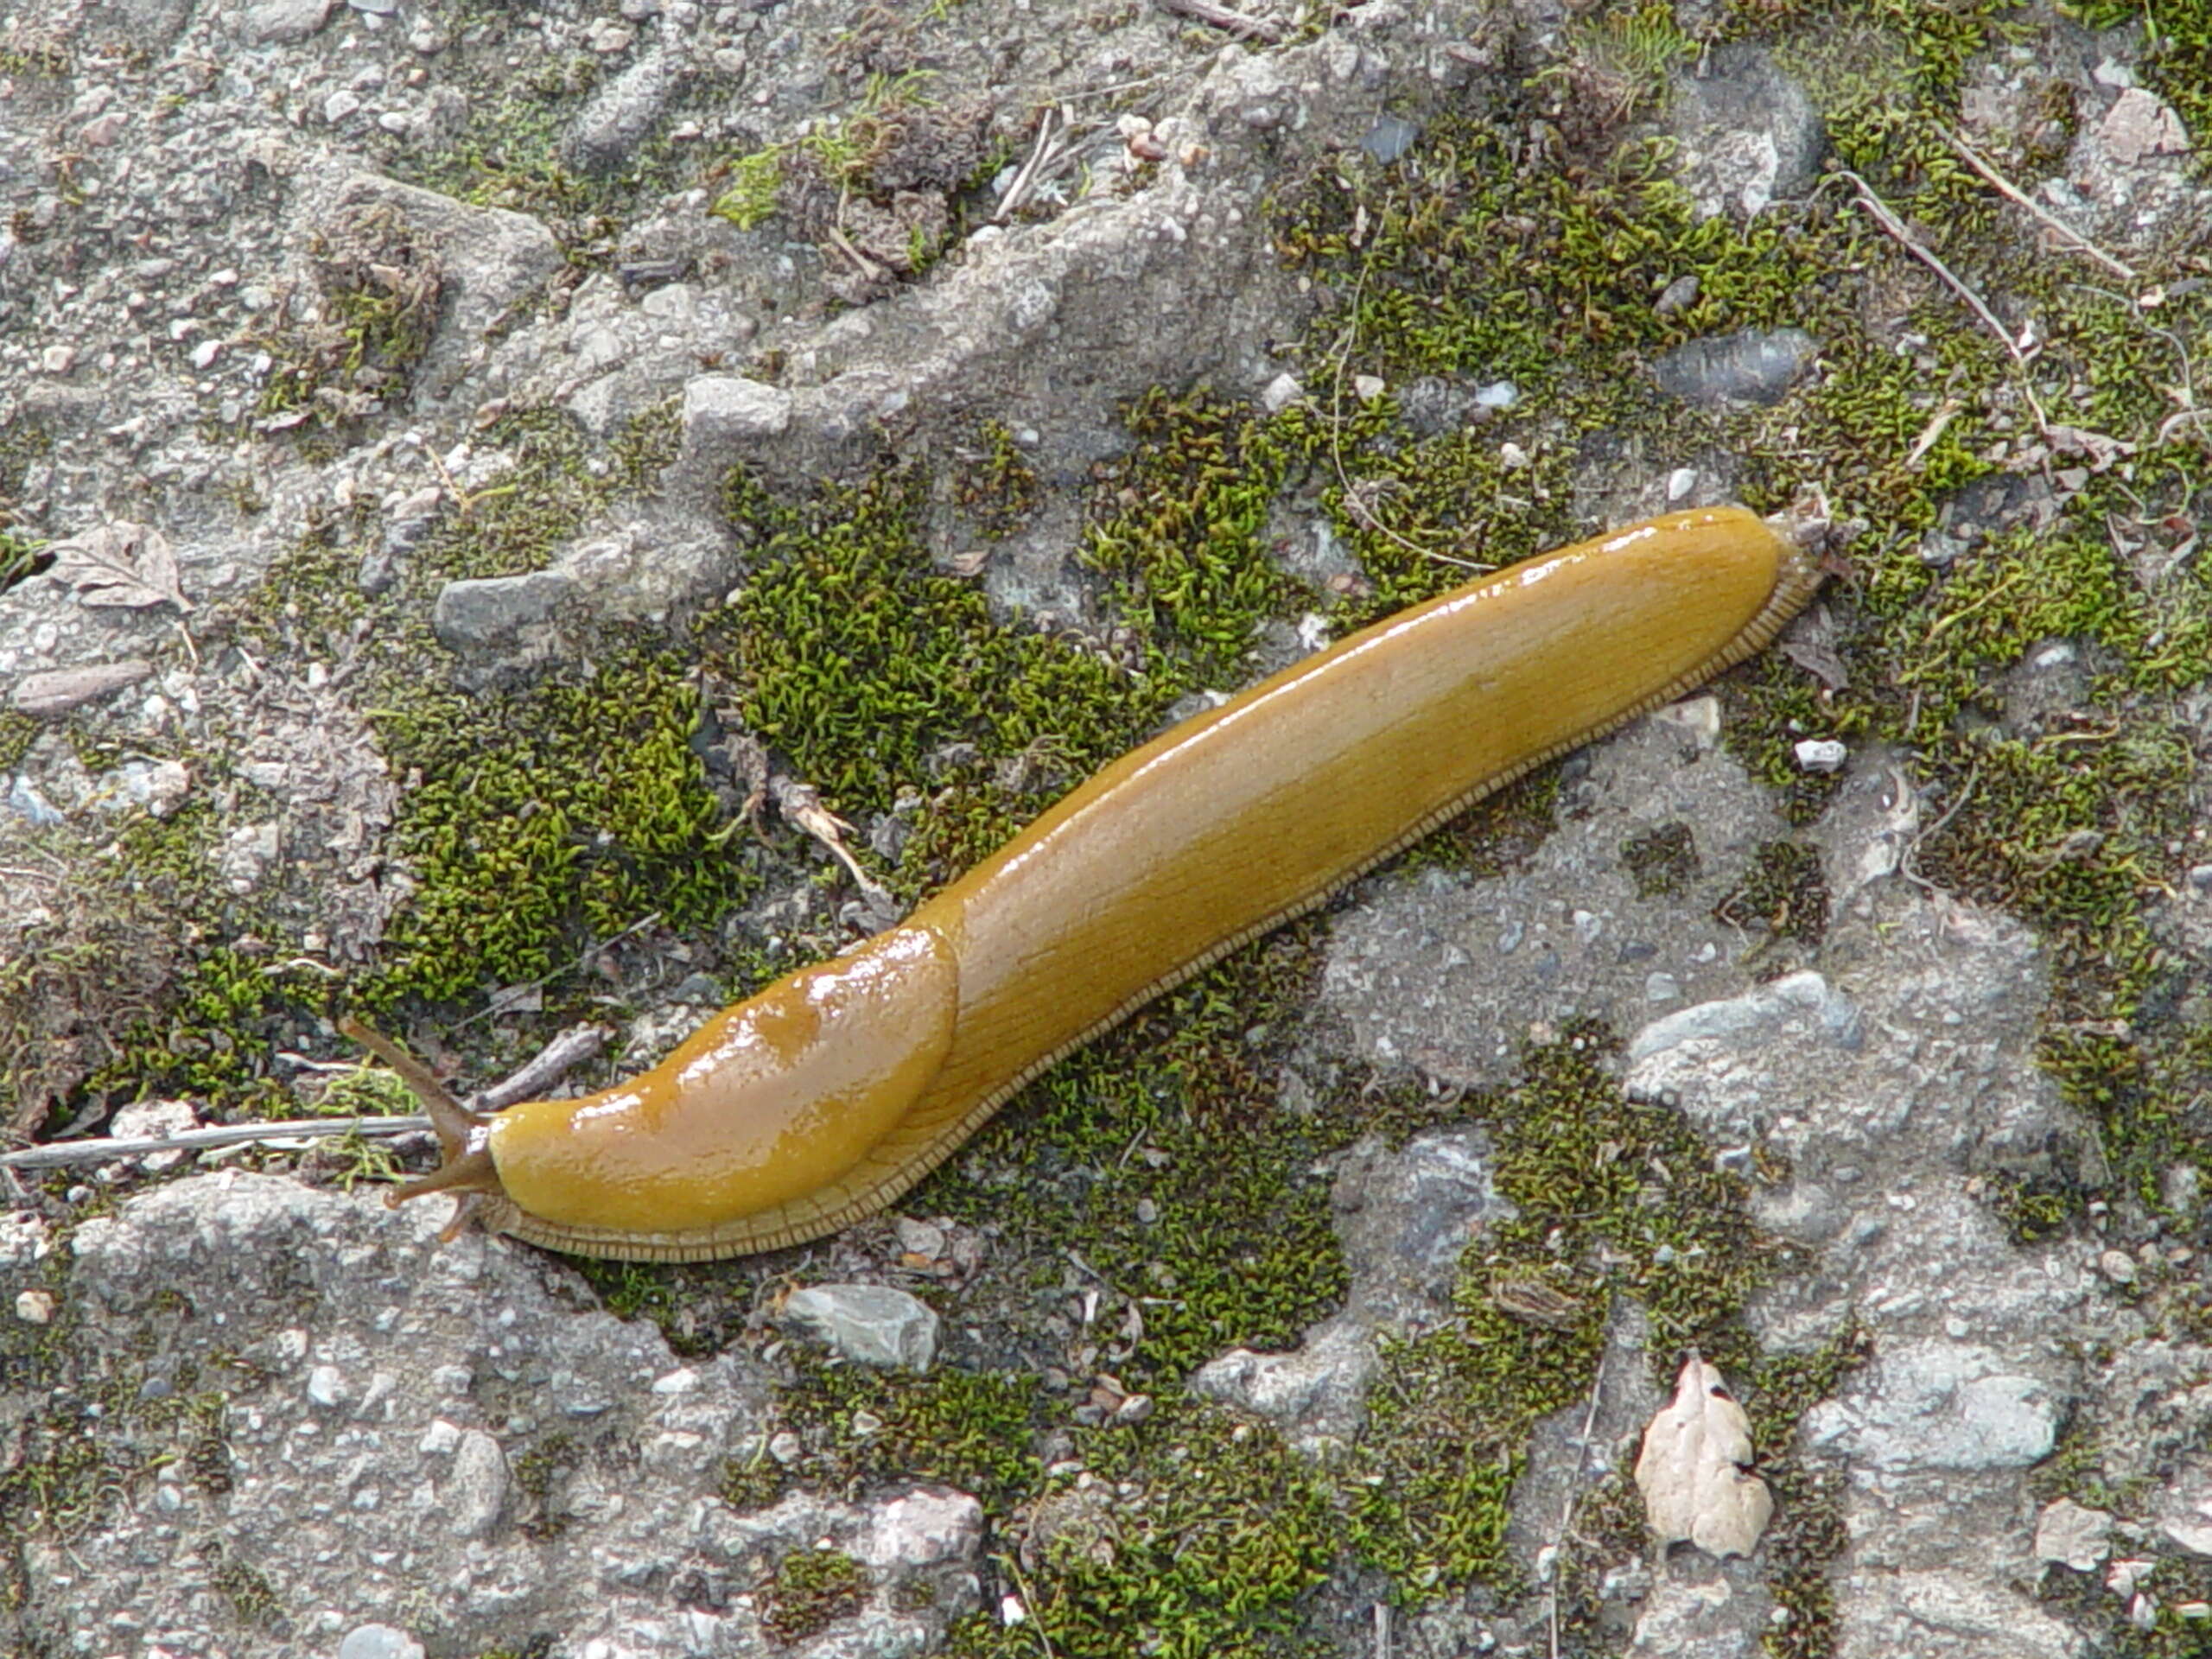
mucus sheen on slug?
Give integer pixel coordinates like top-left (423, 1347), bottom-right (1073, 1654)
top-left (374, 505), bottom-right (1825, 1262)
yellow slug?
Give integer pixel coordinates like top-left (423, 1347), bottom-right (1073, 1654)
top-left (355, 505), bottom-right (1824, 1262)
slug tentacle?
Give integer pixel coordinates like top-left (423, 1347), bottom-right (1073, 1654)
top-left (337, 1015), bottom-right (503, 1225)
top-left (360, 505), bottom-right (1828, 1262)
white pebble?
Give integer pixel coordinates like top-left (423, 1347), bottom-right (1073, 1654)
top-left (1794, 738), bottom-right (1847, 773)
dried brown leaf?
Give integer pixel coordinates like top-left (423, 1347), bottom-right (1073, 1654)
top-left (48, 522), bottom-right (192, 613)
top-left (1633, 1351), bottom-right (1773, 1559)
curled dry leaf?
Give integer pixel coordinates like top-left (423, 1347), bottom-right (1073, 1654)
top-left (1634, 1351), bottom-right (1773, 1559)
top-left (48, 522), bottom-right (192, 613)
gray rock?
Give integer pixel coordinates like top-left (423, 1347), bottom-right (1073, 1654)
top-left (857, 1487), bottom-right (985, 1569)
top-left (1653, 327), bottom-right (1819, 406)
top-left (1670, 44), bottom-right (1826, 220)
top-left (1804, 1339), bottom-right (2061, 1471)
top-left (562, 46), bottom-right (675, 175)
top-left (3, 774), bottom-right (64, 827)
top-left (780, 1284), bottom-right (940, 1370)
top-left (446, 1428), bottom-right (512, 1538)
top-left (335, 1624), bottom-right (425, 1659)
top-left (567, 346), bottom-right (696, 437)
top-left (1190, 1319), bottom-right (1377, 1452)
top-left (44, 1173), bottom-right (779, 1656)
top-left (86, 0), bottom-right (193, 41)
top-left (1360, 113), bottom-right (1420, 166)
top-left (1322, 709), bottom-right (1789, 1089)
top-left (2033, 1498), bottom-right (2113, 1572)
top-left (1628, 1567), bottom-right (1771, 1656)
top-left (10, 658), bottom-right (153, 715)
top-left (683, 373), bottom-right (795, 451)
top-left (430, 569), bottom-right (575, 652)
top-left (1332, 1129), bottom-right (1513, 1328)
top-left (1627, 969), bottom-right (1862, 1069)
top-left (240, 0), bottom-right (334, 43)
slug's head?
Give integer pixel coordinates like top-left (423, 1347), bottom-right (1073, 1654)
top-left (340, 1015), bottom-right (504, 1239)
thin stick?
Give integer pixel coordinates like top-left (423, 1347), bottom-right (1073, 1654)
top-left (995, 105), bottom-right (1068, 224)
top-left (0, 1116), bottom-right (433, 1170)
top-left (1547, 1344), bottom-right (1610, 1659)
top-left (450, 911), bottom-right (662, 1033)
top-left (1901, 767), bottom-right (1980, 895)
top-left (1, 1024), bottom-right (607, 1172)
top-left (1936, 124), bottom-right (2136, 282)
top-left (1841, 169), bottom-right (2031, 365)
top-left (1153, 0), bottom-right (1284, 41)
top-left (1324, 260), bottom-right (1488, 572)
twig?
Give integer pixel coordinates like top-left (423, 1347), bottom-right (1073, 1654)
top-left (1840, 169), bottom-right (2033, 365)
top-left (0, 1022), bottom-right (610, 1173)
top-left (1372, 1599), bottom-right (1391, 1658)
top-left (1547, 1344), bottom-right (1609, 1659)
top-left (1153, 0), bottom-right (1284, 41)
top-left (1900, 767), bottom-right (1980, 894)
top-left (450, 911), bottom-right (663, 1032)
top-left (1936, 124), bottom-right (2136, 281)
top-left (995, 105), bottom-right (1070, 224)
top-left (823, 224), bottom-right (887, 283)
top-left (997, 1551), bottom-right (1058, 1659)
top-left (1901, 400), bottom-right (1961, 469)
top-left (773, 777), bottom-right (893, 909)
top-left (1324, 260), bottom-right (1487, 573)
top-left (476, 1023), bottom-right (608, 1109)
top-left (0, 1116), bottom-right (432, 1170)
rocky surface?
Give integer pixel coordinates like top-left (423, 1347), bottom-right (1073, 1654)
top-left (4, 1), bottom-right (2212, 1657)
top-left (33, 1172), bottom-right (981, 1658)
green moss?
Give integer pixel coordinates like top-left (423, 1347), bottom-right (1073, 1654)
top-left (709, 147), bottom-right (784, 230)
top-left (512, 1433), bottom-right (578, 1541)
top-left (704, 463), bottom-right (1153, 835)
top-left (763, 1548), bottom-right (868, 1643)
top-left (1621, 822), bottom-right (1700, 899)
top-left (1350, 1025), bottom-right (1806, 1598)
top-left (1715, 840), bottom-right (1831, 960)
top-left (1080, 388), bottom-right (1316, 684)
top-left (0, 1402), bottom-right (130, 1541)
top-left (955, 419), bottom-right (1040, 541)
top-left (209, 1554), bottom-right (280, 1626)
top-left (0, 35), bottom-right (70, 74)
top-left (0, 416), bottom-right (53, 601)
top-left (0, 708), bottom-right (35, 768)
top-left (726, 1365), bottom-right (1043, 1513)
top-left (86, 944), bottom-right (289, 1106)
top-left (415, 408), bottom-right (624, 584)
top-left (365, 651), bottom-right (752, 1010)
top-left (928, 925), bottom-right (1351, 1380)
top-left (253, 205), bottom-right (443, 429)
top-left (950, 1401), bottom-right (1335, 1659)
top-left (385, 50), bottom-right (617, 242)
top-left (0, 529), bottom-right (45, 601)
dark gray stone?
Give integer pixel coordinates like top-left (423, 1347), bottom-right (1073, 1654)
top-left (1653, 327), bottom-right (1819, 406)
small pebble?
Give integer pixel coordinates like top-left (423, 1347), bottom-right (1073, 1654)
top-left (15, 1288), bottom-right (55, 1325)
top-left (1794, 738), bottom-right (1847, 773)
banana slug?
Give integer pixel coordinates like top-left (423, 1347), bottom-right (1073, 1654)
top-left (355, 505), bottom-right (1825, 1262)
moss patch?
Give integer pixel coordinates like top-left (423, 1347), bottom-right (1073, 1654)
top-left (761, 1548), bottom-right (868, 1643)
top-left (364, 650), bottom-right (751, 1010)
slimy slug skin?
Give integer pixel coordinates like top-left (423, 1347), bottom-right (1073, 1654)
top-left (367, 505), bottom-right (1826, 1262)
